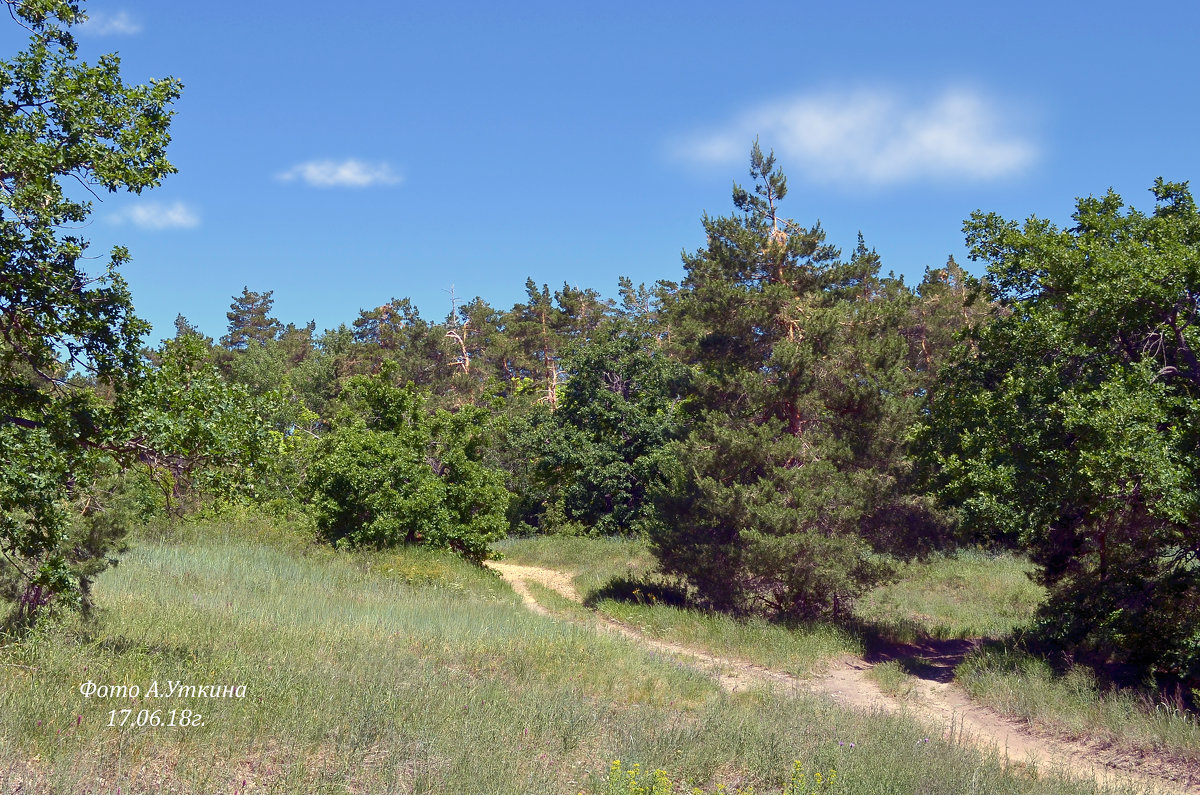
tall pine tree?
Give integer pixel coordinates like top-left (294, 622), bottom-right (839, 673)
top-left (653, 144), bottom-right (936, 618)
top-left (222, 287), bottom-right (282, 351)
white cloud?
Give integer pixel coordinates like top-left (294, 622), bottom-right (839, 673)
top-left (277, 159), bottom-right (402, 188)
top-left (110, 201), bottom-right (200, 230)
top-left (673, 87), bottom-right (1036, 186)
top-left (79, 11), bottom-right (142, 35)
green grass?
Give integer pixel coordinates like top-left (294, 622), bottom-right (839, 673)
top-left (598, 601), bottom-right (861, 677)
top-left (525, 580), bottom-right (594, 621)
top-left (854, 551), bottom-right (1200, 766)
top-left (853, 550), bottom-right (1044, 642)
top-left (866, 662), bottom-right (920, 700)
top-left (0, 522), bottom-right (1119, 793)
top-left (500, 536), bottom-right (1200, 779)
top-left (493, 535), bottom-right (659, 596)
top-left (498, 536), bottom-right (860, 675)
top-left (497, 541), bottom-right (1044, 653)
top-left (957, 645), bottom-right (1200, 767)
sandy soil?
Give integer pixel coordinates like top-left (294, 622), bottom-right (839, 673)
top-left (486, 560), bottom-right (1199, 794)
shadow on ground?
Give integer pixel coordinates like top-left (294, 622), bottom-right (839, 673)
top-left (583, 575), bottom-right (690, 609)
top-left (864, 636), bottom-right (981, 683)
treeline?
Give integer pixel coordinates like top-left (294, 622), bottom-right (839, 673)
top-left (5, 0), bottom-right (1195, 724)
top-left (6, 147), bottom-right (1200, 694)
top-left (159, 148), bottom-right (987, 577)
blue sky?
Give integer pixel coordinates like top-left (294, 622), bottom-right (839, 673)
top-left (27, 0), bottom-right (1200, 341)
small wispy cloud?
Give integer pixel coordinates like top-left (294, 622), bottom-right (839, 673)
top-left (277, 159), bottom-right (402, 188)
top-left (110, 201), bottom-right (200, 230)
top-left (79, 10), bottom-right (142, 36)
top-left (672, 87), bottom-right (1037, 186)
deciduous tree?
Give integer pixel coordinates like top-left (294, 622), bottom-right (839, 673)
top-left (919, 180), bottom-right (1200, 682)
top-left (0, 0), bottom-right (181, 620)
top-left (512, 324), bottom-right (687, 536)
top-left (306, 363), bottom-right (509, 562)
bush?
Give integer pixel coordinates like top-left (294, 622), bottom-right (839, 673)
top-left (1, 460), bottom-right (160, 629)
top-left (305, 370), bottom-right (509, 563)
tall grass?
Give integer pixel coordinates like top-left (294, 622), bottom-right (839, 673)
top-left (500, 535), bottom-right (1200, 784)
top-left (498, 536), bottom-right (859, 675)
top-left (853, 550), bottom-right (1043, 642)
top-left (957, 645), bottom-right (1200, 767)
top-left (0, 522), bottom-right (1116, 793)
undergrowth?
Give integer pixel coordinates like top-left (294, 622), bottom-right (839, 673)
top-left (957, 644), bottom-right (1200, 766)
top-left (0, 520), bottom-right (1114, 793)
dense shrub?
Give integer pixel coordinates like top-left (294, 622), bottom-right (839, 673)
top-left (306, 367), bottom-right (509, 563)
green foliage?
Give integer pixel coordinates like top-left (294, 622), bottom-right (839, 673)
top-left (919, 180), bottom-right (1200, 682)
top-left (600, 758), bottom-right (840, 795)
top-left (286, 323), bottom-right (362, 421)
top-left (352, 297), bottom-right (453, 390)
top-left (651, 144), bottom-right (942, 619)
top-left (305, 365), bottom-right (510, 562)
top-left (124, 335), bottom-right (277, 514)
top-left (511, 326), bottom-right (686, 536)
top-left (0, 448), bottom-right (164, 629)
top-left (0, 0), bottom-right (180, 622)
top-left (602, 761), bottom-right (676, 795)
top-left (1, 333), bottom-right (277, 627)
top-left (221, 286), bottom-right (282, 351)
top-left (55, 462), bottom-right (159, 612)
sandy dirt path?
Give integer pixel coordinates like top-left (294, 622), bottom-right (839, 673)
top-left (487, 560), bottom-right (1198, 794)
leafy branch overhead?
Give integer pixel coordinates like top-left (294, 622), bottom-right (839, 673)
top-left (0, 0), bottom-right (185, 622)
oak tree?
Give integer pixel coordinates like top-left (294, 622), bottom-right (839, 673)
top-left (0, 0), bottom-right (181, 619)
top-left (919, 181), bottom-right (1200, 681)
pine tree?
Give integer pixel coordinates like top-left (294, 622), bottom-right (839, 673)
top-left (505, 280), bottom-right (567, 407)
top-left (652, 144), bottom-right (930, 618)
top-left (222, 287), bottom-right (282, 350)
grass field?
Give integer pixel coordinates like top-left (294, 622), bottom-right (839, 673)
top-left (496, 536), bottom-right (861, 676)
top-left (499, 535), bottom-right (1200, 776)
top-left (853, 551), bottom-right (1044, 643)
top-left (0, 521), bottom-right (1119, 794)
top-left (494, 539), bottom-right (1046, 645)
top-left (956, 645), bottom-right (1200, 768)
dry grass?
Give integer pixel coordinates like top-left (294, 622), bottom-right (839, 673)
top-left (0, 522), bottom-right (1122, 793)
